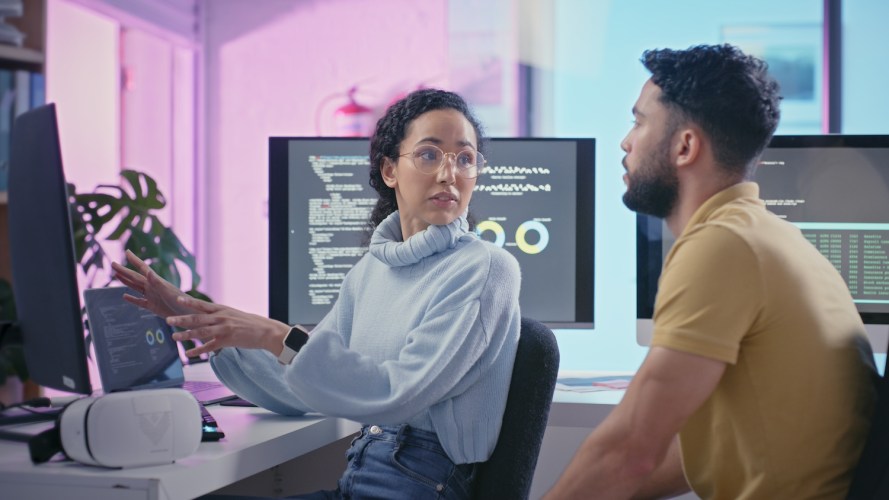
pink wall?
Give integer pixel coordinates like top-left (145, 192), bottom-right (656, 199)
top-left (46, 0), bottom-right (120, 195)
top-left (202, 0), bottom-right (450, 313)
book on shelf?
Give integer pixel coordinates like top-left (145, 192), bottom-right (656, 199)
top-left (0, 68), bottom-right (12, 192)
top-left (0, 67), bottom-right (44, 192)
top-left (0, 0), bottom-right (24, 47)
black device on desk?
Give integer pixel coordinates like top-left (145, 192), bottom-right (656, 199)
top-left (199, 404), bottom-right (225, 441)
top-left (0, 406), bottom-right (63, 427)
top-left (220, 397), bottom-right (257, 407)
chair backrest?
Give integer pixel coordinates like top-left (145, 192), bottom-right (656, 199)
top-left (473, 317), bottom-right (560, 500)
top-left (846, 340), bottom-right (889, 500)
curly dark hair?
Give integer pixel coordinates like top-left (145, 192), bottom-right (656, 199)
top-left (642, 44), bottom-right (782, 178)
top-left (365, 88), bottom-right (485, 239)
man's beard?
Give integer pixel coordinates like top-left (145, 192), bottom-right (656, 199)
top-left (622, 143), bottom-right (679, 219)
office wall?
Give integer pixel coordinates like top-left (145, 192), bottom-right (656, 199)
top-left (842, 0), bottom-right (889, 134)
top-left (45, 0), bottom-right (120, 197)
top-left (201, 0), bottom-right (450, 312)
top-left (530, 1), bottom-right (889, 496)
top-left (547, 0), bottom-right (824, 374)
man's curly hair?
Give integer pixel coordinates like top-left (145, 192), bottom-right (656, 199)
top-left (642, 44), bottom-right (782, 177)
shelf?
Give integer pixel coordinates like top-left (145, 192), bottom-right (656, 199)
top-left (0, 44), bottom-right (43, 68)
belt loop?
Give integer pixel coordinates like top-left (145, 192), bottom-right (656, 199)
top-left (395, 423), bottom-right (409, 443)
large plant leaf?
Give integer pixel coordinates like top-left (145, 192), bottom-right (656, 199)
top-left (73, 170), bottom-right (166, 241)
top-left (70, 169), bottom-right (209, 299)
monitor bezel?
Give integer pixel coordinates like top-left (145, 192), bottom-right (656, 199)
top-left (8, 103), bottom-right (93, 394)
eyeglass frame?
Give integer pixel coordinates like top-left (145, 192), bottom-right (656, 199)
top-left (396, 144), bottom-right (486, 179)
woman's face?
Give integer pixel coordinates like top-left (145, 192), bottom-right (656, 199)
top-left (382, 108), bottom-right (479, 240)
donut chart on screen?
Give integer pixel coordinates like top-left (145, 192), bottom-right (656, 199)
top-left (476, 219), bottom-right (549, 255)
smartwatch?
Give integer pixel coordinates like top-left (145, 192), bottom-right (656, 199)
top-left (277, 324), bottom-right (310, 365)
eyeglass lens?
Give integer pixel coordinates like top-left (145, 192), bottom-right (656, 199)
top-left (411, 145), bottom-right (484, 178)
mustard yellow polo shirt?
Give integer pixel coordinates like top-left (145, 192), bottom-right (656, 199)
top-left (652, 182), bottom-right (876, 499)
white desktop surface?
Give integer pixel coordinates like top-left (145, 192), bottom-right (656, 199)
top-left (548, 370), bottom-right (629, 427)
top-left (0, 363), bottom-right (362, 500)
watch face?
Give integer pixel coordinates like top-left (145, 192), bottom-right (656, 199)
top-left (284, 326), bottom-right (309, 351)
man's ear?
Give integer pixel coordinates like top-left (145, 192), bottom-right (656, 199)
top-left (381, 158), bottom-right (397, 188)
top-left (674, 127), bottom-right (702, 168)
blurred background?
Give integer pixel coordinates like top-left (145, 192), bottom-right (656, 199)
top-left (10, 0), bottom-right (889, 371)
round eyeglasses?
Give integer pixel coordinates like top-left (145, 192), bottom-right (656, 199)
top-left (398, 144), bottom-right (485, 179)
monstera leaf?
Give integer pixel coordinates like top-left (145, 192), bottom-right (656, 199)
top-left (68, 170), bottom-right (212, 358)
top-left (69, 170), bottom-right (204, 296)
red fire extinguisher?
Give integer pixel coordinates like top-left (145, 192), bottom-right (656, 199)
top-left (333, 86), bottom-right (374, 137)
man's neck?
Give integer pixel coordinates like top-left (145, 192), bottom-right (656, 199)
top-left (665, 171), bottom-right (743, 238)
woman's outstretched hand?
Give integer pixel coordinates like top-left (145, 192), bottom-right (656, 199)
top-left (167, 295), bottom-right (290, 358)
top-left (112, 250), bottom-right (192, 318)
top-left (112, 250), bottom-right (290, 358)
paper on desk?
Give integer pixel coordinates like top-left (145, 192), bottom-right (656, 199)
top-left (555, 375), bottom-right (633, 393)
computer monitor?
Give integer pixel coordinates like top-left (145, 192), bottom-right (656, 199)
top-left (269, 137), bottom-right (595, 329)
top-left (7, 103), bottom-right (92, 394)
top-left (636, 134), bottom-right (889, 353)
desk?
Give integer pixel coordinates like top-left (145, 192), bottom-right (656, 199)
top-left (0, 365), bottom-right (362, 499)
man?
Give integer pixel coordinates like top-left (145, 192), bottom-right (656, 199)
top-left (546, 44), bottom-right (876, 499)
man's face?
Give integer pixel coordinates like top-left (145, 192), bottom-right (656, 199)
top-left (620, 80), bottom-right (679, 219)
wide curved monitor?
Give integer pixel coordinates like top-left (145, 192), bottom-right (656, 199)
top-left (8, 103), bottom-right (92, 394)
top-left (269, 137), bottom-right (595, 329)
top-left (637, 134), bottom-right (889, 352)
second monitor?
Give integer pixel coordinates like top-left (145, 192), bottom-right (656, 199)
top-left (269, 137), bottom-right (595, 329)
top-left (636, 134), bottom-right (889, 352)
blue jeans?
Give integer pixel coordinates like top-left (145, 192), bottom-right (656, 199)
top-left (300, 424), bottom-right (477, 500)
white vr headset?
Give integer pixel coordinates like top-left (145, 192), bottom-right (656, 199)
top-left (30, 388), bottom-right (202, 468)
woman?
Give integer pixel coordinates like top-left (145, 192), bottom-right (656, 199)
top-left (113, 88), bottom-right (521, 499)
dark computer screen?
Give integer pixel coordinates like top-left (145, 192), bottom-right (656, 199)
top-left (269, 137), bottom-right (595, 329)
top-left (8, 103), bottom-right (92, 394)
top-left (636, 135), bottom-right (889, 349)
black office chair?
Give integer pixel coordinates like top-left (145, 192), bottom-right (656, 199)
top-left (846, 337), bottom-right (889, 500)
top-left (472, 317), bottom-right (560, 500)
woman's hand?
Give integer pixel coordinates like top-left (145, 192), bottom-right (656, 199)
top-left (111, 250), bottom-right (191, 318)
top-left (167, 295), bottom-right (291, 358)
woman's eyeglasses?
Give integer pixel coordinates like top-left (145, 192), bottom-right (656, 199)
top-left (399, 145), bottom-right (485, 179)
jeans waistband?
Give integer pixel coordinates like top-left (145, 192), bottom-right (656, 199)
top-left (360, 424), bottom-right (442, 447)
